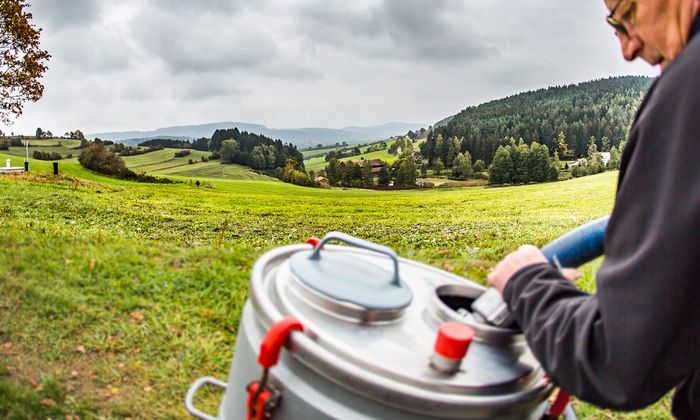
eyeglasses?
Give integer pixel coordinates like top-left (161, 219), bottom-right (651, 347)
top-left (606, 0), bottom-right (630, 38)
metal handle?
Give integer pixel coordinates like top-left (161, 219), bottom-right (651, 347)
top-left (309, 231), bottom-right (401, 286)
top-left (185, 376), bottom-right (227, 420)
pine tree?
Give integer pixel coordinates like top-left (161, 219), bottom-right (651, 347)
top-left (557, 131), bottom-right (572, 159)
top-left (434, 157), bottom-right (444, 175)
top-left (326, 158), bottom-right (340, 186)
top-left (361, 160), bottom-right (373, 187)
top-left (608, 146), bottom-right (621, 170)
top-left (378, 166), bottom-right (390, 186)
top-left (395, 157), bottom-right (417, 186)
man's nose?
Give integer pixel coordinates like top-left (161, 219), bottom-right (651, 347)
top-left (620, 34), bottom-right (642, 61)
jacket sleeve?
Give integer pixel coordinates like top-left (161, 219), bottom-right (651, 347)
top-left (504, 58), bottom-right (700, 410)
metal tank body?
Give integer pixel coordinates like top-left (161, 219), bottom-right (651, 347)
top-left (191, 234), bottom-right (553, 419)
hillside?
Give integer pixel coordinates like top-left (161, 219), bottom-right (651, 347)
top-left (120, 148), bottom-right (273, 181)
top-left (433, 76), bottom-right (653, 163)
top-left (88, 121), bottom-right (426, 149)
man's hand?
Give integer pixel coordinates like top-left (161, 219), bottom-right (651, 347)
top-left (487, 245), bottom-right (582, 295)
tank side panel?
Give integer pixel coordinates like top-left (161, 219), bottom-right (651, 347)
top-left (218, 303), bottom-right (548, 420)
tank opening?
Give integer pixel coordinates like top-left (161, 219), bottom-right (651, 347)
top-left (435, 284), bottom-right (479, 317)
top-left (438, 294), bottom-right (476, 313)
top-left (434, 284), bottom-right (521, 331)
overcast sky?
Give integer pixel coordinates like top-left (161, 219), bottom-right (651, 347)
top-left (5, 0), bottom-right (657, 136)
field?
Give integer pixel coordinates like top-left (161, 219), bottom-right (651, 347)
top-left (0, 153), bottom-right (672, 419)
top-left (121, 148), bottom-right (273, 181)
top-left (301, 144), bottom-right (356, 159)
top-left (3, 138), bottom-right (83, 161)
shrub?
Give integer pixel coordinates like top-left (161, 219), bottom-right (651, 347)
top-left (188, 159), bottom-right (194, 164)
top-left (571, 166), bottom-right (588, 178)
top-left (0, 139), bottom-right (8, 150)
top-left (174, 150), bottom-right (191, 158)
top-left (79, 143), bottom-right (172, 183)
top-left (32, 150), bottom-right (62, 160)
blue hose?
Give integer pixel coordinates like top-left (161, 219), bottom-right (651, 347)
top-left (541, 216), bottom-right (610, 268)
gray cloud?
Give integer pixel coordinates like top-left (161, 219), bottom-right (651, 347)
top-left (292, 0), bottom-right (496, 61)
top-left (6, 0), bottom-right (657, 135)
top-left (29, 0), bottom-right (101, 31)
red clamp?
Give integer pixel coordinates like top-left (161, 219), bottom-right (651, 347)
top-left (306, 237), bottom-right (321, 248)
top-left (247, 316), bottom-right (304, 420)
top-left (545, 389), bottom-right (571, 419)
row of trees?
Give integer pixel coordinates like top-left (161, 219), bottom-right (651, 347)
top-left (0, 138), bottom-right (23, 150)
top-left (138, 138), bottom-right (209, 151)
top-left (325, 147), bottom-right (362, 161)
top-left (488, 141), bottom-right (559, 184)
top-left (110, 143), bottom-right (164, 156)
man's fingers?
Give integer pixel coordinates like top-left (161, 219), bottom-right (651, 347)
top-left (561, 268), bottom-right (582, 282)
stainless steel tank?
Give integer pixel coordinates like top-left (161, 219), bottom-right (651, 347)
top-left (186, 232), bottom-right (555, 419)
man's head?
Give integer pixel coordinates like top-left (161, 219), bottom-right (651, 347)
top-left (604, 0), bottom-right (700, 70)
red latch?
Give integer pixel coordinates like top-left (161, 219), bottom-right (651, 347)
top-left (247, 316), bottom-right (304, 420)
top-left (543, 389), bottom-right (571, 419)
top-left (258, 317), bottom-right (304, 368)
top-left (306, 237), bottom-right (321, 248)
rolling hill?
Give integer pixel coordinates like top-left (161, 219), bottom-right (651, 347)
top-left (88, 121), bottom-right (426, 149)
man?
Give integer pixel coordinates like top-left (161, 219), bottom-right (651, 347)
top-left (487, 0), bottom-right (700, 418)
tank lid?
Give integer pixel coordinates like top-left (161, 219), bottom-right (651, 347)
top-left (289, 232), bottom-right (412, 318)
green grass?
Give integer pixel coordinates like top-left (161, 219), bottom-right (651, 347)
top-left (119, 148), bottom-right (272, 181)
top-left (158, 162), bottom-right (273, 181)
top-left (0, 157), bottom-right (672, 419)
top-left (123, 148), bottom-right (208, 171)
top-left (120, 148), bottom-right (182, 167)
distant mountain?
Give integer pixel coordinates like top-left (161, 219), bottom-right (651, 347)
top-left (88, 121), bottom-right (426, 148)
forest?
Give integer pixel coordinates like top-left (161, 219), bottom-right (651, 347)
top-left (431, 76), bottom-right (652, 164)
top-left (210, 127), bottom-right (305, 171)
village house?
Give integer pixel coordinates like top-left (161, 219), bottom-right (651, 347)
top-left (314, 175), bottom-right (329, 188)
top-left (571, 152), bottom-right (610, 168)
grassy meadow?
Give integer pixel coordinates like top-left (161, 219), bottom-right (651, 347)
top-left (0, 152), bottom-right (672, 418)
